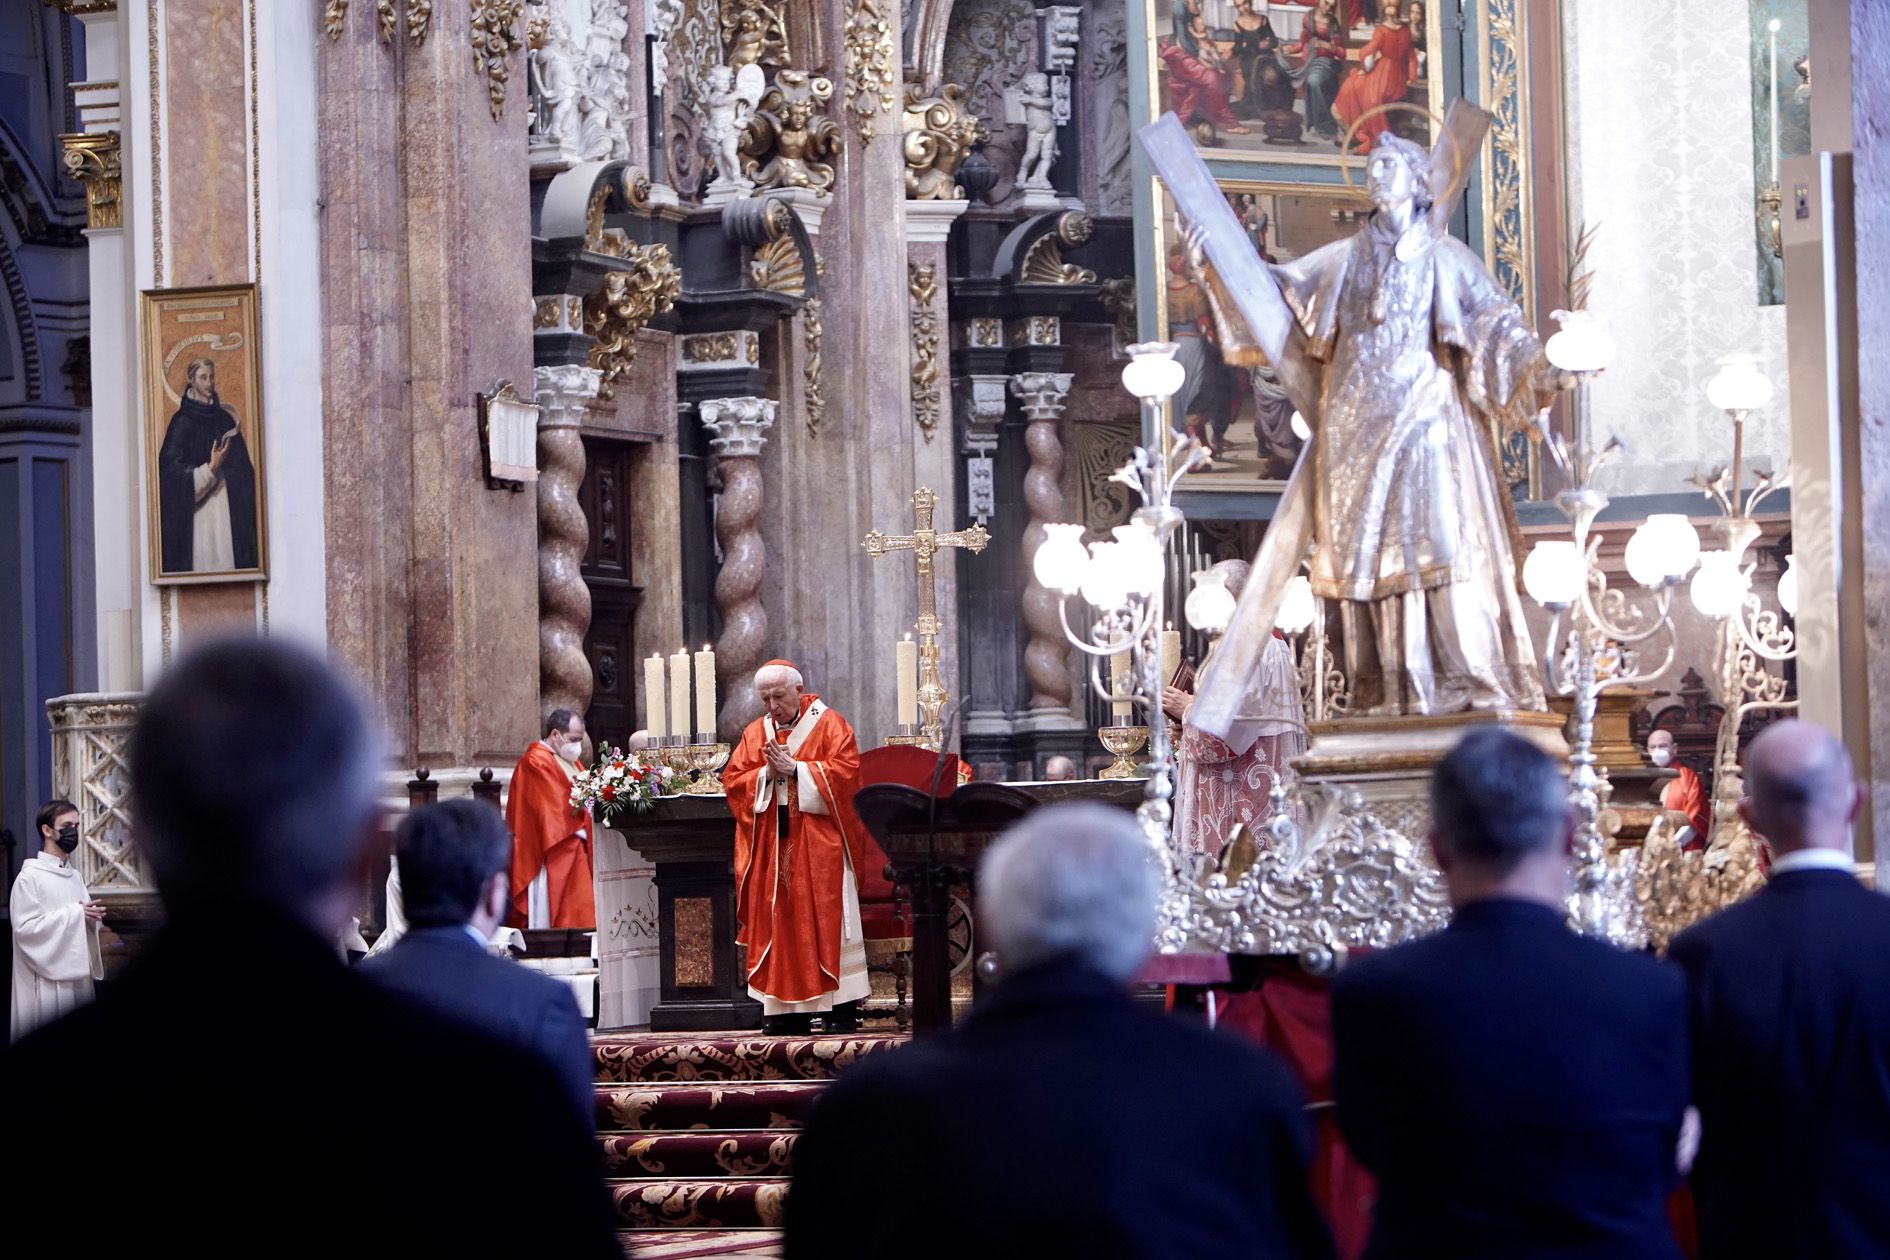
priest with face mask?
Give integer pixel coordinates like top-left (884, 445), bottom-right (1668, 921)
top-left (724, 661), bottom-right (870, 1036)
top-left (1648, 728), bottom-right (1710, 850)
top-left (9, 799), bottom-right (105, 1041)
top-left (507, 709), bottom-right (595, 929)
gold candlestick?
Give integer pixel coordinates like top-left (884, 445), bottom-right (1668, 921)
top-left (1097, 725), bottom-right (1149, 780)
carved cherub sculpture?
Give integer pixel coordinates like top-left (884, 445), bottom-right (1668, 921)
top-left (528, 16), bottom-right (581, 151)
top-left (1014, 72), bottom-right (1058, 189)
top-left (703, 63), bottom-right (766, 191)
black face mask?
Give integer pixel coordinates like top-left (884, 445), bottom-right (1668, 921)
top-left (54, 824), bottom-right (79, 854)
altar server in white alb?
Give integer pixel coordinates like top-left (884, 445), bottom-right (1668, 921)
top-left (9, 799), bottom-right (105, 1041)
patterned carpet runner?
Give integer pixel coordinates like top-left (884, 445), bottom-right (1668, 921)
top-left (598, 1030), bottom-right (907, 1257)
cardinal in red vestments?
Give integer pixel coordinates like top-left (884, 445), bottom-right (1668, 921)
top-left (723, 660), bottom-right (870, 1036)
top-left (1648, 729), bottom-right (1710, 850)
top-left (506, 708), bottom-right (595, 929)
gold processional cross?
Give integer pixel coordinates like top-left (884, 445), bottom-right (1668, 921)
top-left (862, 486), bottom-right (989, 750)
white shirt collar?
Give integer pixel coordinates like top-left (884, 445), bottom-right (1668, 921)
top-left (1769, 847), bottom-right (1856, 876)
top-left (464, 924), bottom-right (492, 949)
top-left (31, 851), bottom-right (75, 872)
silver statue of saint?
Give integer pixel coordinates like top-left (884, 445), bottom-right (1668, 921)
top-left (1157, 119), bottom-right (1558, 724)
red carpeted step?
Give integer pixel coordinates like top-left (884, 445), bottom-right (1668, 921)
top-left (610, 1178), bottom-right (788, 1230)
top-left (601, 1131), bottom-right (797, 1178)
top-left (597, 1080), bottom-right (824, 1132)
top-left (616, 1228), bottom-right (782, 1257)
top-left (592, 1031), bottom-right (907, 1083)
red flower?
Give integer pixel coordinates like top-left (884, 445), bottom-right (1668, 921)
top-left (601, 786), bottom-right (617, 801)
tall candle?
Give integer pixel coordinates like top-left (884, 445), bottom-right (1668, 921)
top-left (643, 653), bottom-right (667, 741)
top-left (895, 633), bottom-right (919, 726)
top-left (1110, 649), bottom-right (1132, 720)
top-left (668, 650), bottom-right (691, 743)
top-left (1769, 18), bottom-right (1780, 182)
top-left (693, 644), bottom-right (717, 739)
top-left (1160, 626), bottom-right (1182, 688)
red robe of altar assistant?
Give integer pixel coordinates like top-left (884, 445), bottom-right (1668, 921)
top-left (507, 741), bottom-right (595, 929)
top-left (724, 694), bottom-right (869, 1008)
top-left (1332, 20), bottom-right (1421, 151)
top-left (1662, 763), bottom-right (1711, 850)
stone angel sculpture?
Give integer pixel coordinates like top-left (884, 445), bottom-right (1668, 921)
top-left (704, 62), bottom-right (766, 193)
top-left (1007, 72), bottom-right (1058, 189)
top-left (1144, 106), bottom-right (1569, 730)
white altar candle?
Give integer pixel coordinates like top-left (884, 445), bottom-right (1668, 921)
top-left (896, 634), bottom-right (919, 726)
top-left (1110, 649), bottom-right (1132, 721)
top-left (694, 645), bottom-right (717, 739)
top-left (644, 653), bottom-right (667, 741)
top-left (1160, 626), bottom-right (1182, 688)
top-left (668, 650), bottom-right (691, 743)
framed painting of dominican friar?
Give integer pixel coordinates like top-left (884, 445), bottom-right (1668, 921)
top-left (141, 284), bottom-right (267, 585)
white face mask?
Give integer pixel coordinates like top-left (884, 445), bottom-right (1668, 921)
top-left (1649, 746), bottom-right (1673, 767)
top-left (560, 739), bottom-right (584, 762)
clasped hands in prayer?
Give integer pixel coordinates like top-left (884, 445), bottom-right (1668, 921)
top-left (764, 743), bottom-right (796, 776)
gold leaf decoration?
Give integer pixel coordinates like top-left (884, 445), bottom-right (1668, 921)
top-left (585, 243), bottom-right (683, 399)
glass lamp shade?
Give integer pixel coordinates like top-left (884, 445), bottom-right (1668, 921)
top-left (1689, 550), bottom-right (1751, 618)
top-left (1523, 540), bottom-right (1585, 608)
top-left (1111, 523), bottom-right (1165, 597)
top-left (1777, 553), bottom-right (1798, 616)
top-left (1623, 513), bottom-right (1702, 587)
top-left (1290, 411), bottom-right (1312, 442)
top-left (1185, 570), bottom-right (1237, 635)
top-left (1121, 341), bottom-right (1187, 402)
top-left (1544, 309), bottom-right (1617, 374)
top-left (1276, 575), bottom-right (1317, 634)
top-left (1705, 353), bottom-right (1774, 414)
top-left (1032, 523), bottom-right (1090, 596)
top-left (1080, 542), bottom-right (1132, 611)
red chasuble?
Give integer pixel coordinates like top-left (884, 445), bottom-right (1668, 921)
top-left (723, 694), bottom-right (869, 1006)
top-left (506, 741), bottom-right (595, 929)
top-left (1662, 763), bottom-right (1712, 850)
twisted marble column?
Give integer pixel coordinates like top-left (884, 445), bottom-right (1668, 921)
top-left (535, 365), bottom-right (601, 719)
top-left (1012, 372), bottom-right (1075, 712)
top-left (701, 396), bottom-right (778, 738)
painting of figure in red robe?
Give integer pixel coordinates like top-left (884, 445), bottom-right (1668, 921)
top-left (141, 284), bottom-right (267, 583)
top-left (1151, 0), bottom-right (1435, 165)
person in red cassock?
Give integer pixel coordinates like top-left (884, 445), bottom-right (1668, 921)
top-left (1648, 728), bottom-right (1710, 850)
top-left (507, 708), bottom-right (595, 929)
top-left (723, 660), bottom-right (870, 1036)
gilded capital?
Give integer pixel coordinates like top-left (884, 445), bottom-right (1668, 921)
top-left (699, 396), bottom-right (777, 458)
top-left (59, 130), bottom-right (121, 230)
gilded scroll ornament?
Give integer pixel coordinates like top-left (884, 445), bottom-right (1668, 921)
top-left (323, 0), bottom-right (349, 39)
top-left (802, 294), bottom-right (825, 435)
top-left (748, 233), bottom-right (806, 297)
top-left (681, 333), bottom-right (740, 363)
top-left (407, 0), bottom-right (432, 44)
top-left (742, 71), bottom-right (839, 193)
top-left (901, 82), bottom-right (987, 201)
top-left (376, 0), bottom-right (396, 41)
top-left (1019, 220), bottom-right (1097, 286)
top-left (842, 0), bottom-right (896, 143)
top-left (469, 0), bottom-right (527, 121)
top-left (909, 259), bottom-right (941, 440)
top-left (1633, 815), bottom-right (1767, 954)
top-left (585, 243), bottom-right (683, 399)
top-left (59, 130), bottom-right (122, 230)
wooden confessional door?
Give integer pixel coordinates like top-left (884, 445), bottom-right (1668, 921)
top-left (579, 437), bottom-right (643, 752)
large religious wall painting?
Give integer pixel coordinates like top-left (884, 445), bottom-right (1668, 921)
top-left (1158, 179), bottom-right (1368, 491)
top-left (1748, 0), bottom-right (1809, 306)
top-left (140, 285), bottom-right (267, 584)
top-left (1149, 0), bottom-right (1439, 166)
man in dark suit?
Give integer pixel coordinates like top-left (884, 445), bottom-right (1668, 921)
top-left (1669, 719), bottom-right (1890, 1258)
top-left (360, 798), bottom-right (595, 1126)
top-left (1332, 727), bottom-right (1690, 1259)
top-left (785, 802), bottom-right (1333, 1260)
top-left (0, 639), bottom-right (618, 1256)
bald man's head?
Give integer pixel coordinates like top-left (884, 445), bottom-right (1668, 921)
top-left (1740, 720), bottom-right (1862, 855)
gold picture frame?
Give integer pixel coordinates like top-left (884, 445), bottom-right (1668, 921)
top-left (140, 283), bottom-right (268, 585)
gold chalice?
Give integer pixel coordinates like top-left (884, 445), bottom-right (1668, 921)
top-left (683, 742), bottom-right (731, 795)
top-left (1097, 725), bottom-right (1149, 780)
